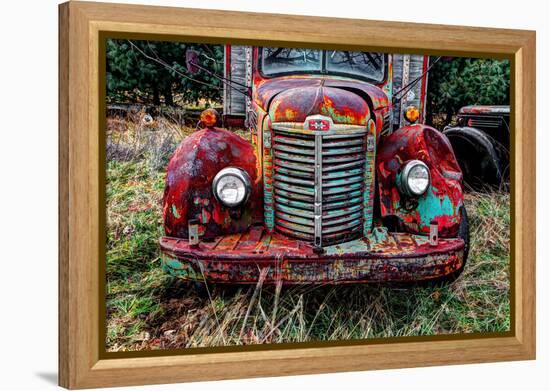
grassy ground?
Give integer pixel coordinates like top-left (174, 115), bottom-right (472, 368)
top-left (105, 114), bottom-right (510, 352)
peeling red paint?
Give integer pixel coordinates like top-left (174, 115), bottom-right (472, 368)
top-left (376, 124), bottom-right (464, 237)
top-left (253, 76), bottom-right (388, 116)
top-left (268, 84), bottom-right (370, 125)
top-left (163, 127), bottom-right (263, 239)
top-left (161, 226), bottom-right (465, 284)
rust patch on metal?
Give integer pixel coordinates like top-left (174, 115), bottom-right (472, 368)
top-left (376, 124), bottom-right (464, 237)
top-left (163, 127), bottom-right (263, 240)
top-left (160, 226), bottom-right (464, 284)
top-left (267, 85), bottom-right (370, 125)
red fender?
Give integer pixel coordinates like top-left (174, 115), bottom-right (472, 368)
top-left (163, 127), bottom-right (262, 239)
top-left (376, 124), bottom-right (464, 237)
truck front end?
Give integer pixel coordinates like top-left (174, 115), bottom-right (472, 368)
top-left (160, 48), bottom-right (468, 284)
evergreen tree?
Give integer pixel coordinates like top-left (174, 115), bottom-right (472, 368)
top-left (426, 57), bottom-right (510, 125)
top-left (106, 39), bottom-right (224, 106)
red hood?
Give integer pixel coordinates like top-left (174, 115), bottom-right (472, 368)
top-left (254, 77), bottom-right (389, 125)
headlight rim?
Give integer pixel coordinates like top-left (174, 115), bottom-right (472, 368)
top-left (399, 160), bottom-right (431, 197)
top-left (212, 166), bottom-right (252, 208)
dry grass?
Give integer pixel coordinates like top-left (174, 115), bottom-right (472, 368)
top-left (105, 115), bottom-right (510, 352)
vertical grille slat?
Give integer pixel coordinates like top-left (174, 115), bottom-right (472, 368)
top-left (272, 126), bottom-right (372, 246)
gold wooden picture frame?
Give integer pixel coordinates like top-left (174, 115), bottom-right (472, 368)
top-left (59, 1), bottom-right (536, 388)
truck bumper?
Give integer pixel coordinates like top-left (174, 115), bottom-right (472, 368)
top-left (160, 226), bottom-right (465, 284)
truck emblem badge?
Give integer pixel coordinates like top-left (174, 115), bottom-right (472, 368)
top-left (308, 119), bottom-right (331, 131)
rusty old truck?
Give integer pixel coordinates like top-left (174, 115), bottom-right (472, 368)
top-left (160, 46), bottom-right (469, 284)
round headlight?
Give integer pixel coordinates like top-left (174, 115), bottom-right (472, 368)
top-left (399, 160), bottom-right (430, 196)
top-left (212, 167), bottom-right (251, 208)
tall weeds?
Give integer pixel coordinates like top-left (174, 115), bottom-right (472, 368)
top-left (105, 115), bottom-right (510, 351)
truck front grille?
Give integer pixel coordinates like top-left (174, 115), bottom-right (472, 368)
top-left (271, 126), bottom-right (369, 247)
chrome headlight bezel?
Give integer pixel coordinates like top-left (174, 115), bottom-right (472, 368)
top-left (398, 160), bottom-right (431, 197)
top-left (212, 167), bottom-right (252, 208)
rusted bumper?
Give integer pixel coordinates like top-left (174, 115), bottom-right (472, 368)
top-left (160, 226), bottom-right (465, 284)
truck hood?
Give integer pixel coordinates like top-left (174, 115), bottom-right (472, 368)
top-left (254, 76), bottom-right (389, 125)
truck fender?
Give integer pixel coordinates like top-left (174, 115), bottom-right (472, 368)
top-left (376, 124), bottom-right (464, 237)
top-left (163, 127), bottom-right (262, 239)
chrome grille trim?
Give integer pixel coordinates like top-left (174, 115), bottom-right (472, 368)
top-left (274, 188), bottom-right (314, 202)
top-left (276, 167), bottom-right (314, 178)
top-left (273, 182), bottom-right (314, 197)
top-left (323, 146), bottom-right (364, 155)
top-left (273, 135), bottom-right (315, 147)
top-left (322, 175), bottom-right (364, 187)
top-left (273, 159), bottom-right (314, 173)
top-left (275, 196), bottom-right (314, 210)
top-left (323, 219), bottom-right (362, 234)
top-left (272, 122), bottom-right (371, 247)
top-left (273, 174), bottom-right (314, 187)
top-left (322, 160), bottom-right (366, 172)
top-left (324, 204), bottom-right (362, 218)
top-left (322, 198), bottom-right (362, 210)
top-left (323, 211), bottom-right (363, 227)
top-left (323, 155), bottom-right (365, 164)
top-left (314, 133), bottom-right (323, 248)
top-left (276, 204), bottom-right (314, 219)
top-left (275, 212), bottom-right (314, 227)
top-left (323, 190), bottom-right (362, 202)
top-left (323, 167), bottom-right (364, 179)
top-left (273, 151), bottom-right (315, 164)
top-left (323, 182), bottom-right (363, 195)
top-left (273, 144), bottom-right (315, 155)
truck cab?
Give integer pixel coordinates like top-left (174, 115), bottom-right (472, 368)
top-left (160, 46), bottom-right (469, 284)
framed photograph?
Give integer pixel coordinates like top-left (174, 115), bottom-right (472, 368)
top-left (59, 1), bottom-right (536, 389)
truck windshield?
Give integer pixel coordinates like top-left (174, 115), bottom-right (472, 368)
top-left (261, 48), bottom-right (322, 75)
top-left (326, 50), bottom-right (385, 81)
top-left (261, 47), bottom-right (385, 83)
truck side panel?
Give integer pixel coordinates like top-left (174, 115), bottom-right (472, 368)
top-left (223, 45), bottom-right (248, 120)
top-left (392, 54), bottom-right (430, 127)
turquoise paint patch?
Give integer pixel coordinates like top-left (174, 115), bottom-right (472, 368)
top-left (161, 257), bottom-right (202, 280)
top-left (165, 258), bottom-right (183, 269)
top-left (171, 204), bottom-right (181, 219)
top-left (416, 189), bottom-right (457, 228)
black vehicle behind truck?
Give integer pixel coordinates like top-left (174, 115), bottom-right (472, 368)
top-left (443, 105), bottom-right (510, 189)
